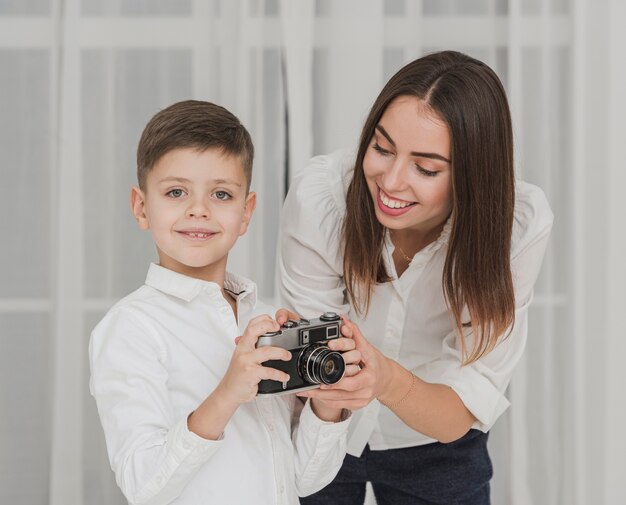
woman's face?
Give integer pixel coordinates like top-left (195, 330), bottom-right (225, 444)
top-left (363, 96), bottom-right (453, 238)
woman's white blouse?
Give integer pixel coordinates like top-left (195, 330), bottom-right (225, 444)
top-left (89, 264), bottom-right (351, 505)
top-left (278, 150), bottom-right (554, 456)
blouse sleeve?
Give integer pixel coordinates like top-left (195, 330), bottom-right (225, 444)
top-left (415, 181), bottom-right (554, 431)
top-left (278, 152), bottom-right (352, 319)
top-left (89, 309), bottom-right (220, 505)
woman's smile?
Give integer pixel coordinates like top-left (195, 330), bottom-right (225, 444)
top-left (376, 188), bottom-right (416, 216)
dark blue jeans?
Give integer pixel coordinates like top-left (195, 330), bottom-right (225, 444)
top-left (301, 430), bottom-right (492, 505)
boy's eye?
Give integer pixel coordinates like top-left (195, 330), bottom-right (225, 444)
top-left (213, 190), bottom-right (231, 201)
top-left (166, 188), bottom-right (186, 198)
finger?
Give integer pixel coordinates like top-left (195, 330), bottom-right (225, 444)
top-left (239, 315), bottom-right (279, 350)
top-left (297, 387), bottom-right (370, 403)
top-left (339, 349), bottom-right (361, 365)
top-left (257, 365), bottom-right (291, 384)
top-left (343, 321), bottom-right (372, 364)
top-left (302, 395), bottom-right (370, 410)
top-left (309, 398), bottom-right (370, 410)
top-left (323, 373), bottom-right (371, 393)
top-left (254, 346), bottom-right (292, 363)
top-left (343, 364), bottom-right (362, 377)
top-left (327, 336), bottom-right (356, 352)
top-left (340, 321), bottom-right (354, 338)
top-left (275, 308), bottom-right (300, 326)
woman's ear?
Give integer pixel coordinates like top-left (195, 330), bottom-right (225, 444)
top-left (239, 191), bottom-right (257, 236)
top-left (130, 186), bottom-right (150, 230)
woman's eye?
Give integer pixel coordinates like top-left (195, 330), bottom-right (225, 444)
top-left (372, 143), bottom-right (392, 156)
top-left (416, 165), bottom-right (438, 177)
top-left (213, 190), bottom-right (231, 201)
top-left (166, 188), bottom-right (185, 198)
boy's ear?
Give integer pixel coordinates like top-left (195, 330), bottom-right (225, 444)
top-left (239, 191), bottom-right (257, 236)
top-left (130, 186), bottom-right (150, 230)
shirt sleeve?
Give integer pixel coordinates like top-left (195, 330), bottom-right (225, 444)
top-left (415, 182), bottom-right (554, 431)
top-left (278, 152), bottom-right (351, 319)
top-left (89, 309), bottom-right (221, 505)
top-left (290, 399), bottom-right (352, 497)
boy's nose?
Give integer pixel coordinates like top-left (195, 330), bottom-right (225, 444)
top-left (186, 200), bottom-right (210, 219)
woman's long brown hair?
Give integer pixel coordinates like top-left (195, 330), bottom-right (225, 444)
top-left (343, 51), bottom-right (515, 364)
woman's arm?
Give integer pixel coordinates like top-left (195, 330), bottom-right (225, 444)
top-left (298, 213), bottom-right (553, 443)
top-left (297, 319), bottom-right (475, 443)
top-left (278, 152), bottom-right (352, 319)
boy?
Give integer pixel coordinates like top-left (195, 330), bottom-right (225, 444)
top-left (89, 100), bottom-right (354, 505)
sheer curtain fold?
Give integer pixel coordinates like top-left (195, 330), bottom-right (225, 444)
top-left (605, 3), bottom-right (626, 503)
top-left (279, 0), bottom-right (315, 186)
top-left (50, 1), bottom-right (85, 504)
top-left (1, 1), bottom-right (624, 504)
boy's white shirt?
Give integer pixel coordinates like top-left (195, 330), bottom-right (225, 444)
top-left (89, 263), bottom-right (351, 505)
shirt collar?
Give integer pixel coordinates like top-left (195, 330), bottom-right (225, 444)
top-left (145, 263), bottom-right (257, 306)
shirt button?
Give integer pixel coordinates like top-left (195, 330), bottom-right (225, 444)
top-left (156, 476), bottom-right (163, 484)
top-left (280, 485), bottom-right (285, 493)
top-left (182, 441), bottom-right (190, 449)
top-left (268, 424), bottom-right (274, 431)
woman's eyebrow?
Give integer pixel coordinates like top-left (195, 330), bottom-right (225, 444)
top-left (375, 125), bottom-right (450, 163)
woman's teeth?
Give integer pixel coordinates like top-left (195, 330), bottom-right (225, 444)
top-left (380, 191), bottom-right (414, 209)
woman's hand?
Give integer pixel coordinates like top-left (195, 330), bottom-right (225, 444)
top-left (273, 310), bottom-right (363, 421)
top-left (307, 324), bottom-right (362, 421)
top-left (296, 317), bottom-right (393, 410)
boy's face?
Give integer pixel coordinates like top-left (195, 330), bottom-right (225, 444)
top-left (131, 147), bottom-right (255, 283)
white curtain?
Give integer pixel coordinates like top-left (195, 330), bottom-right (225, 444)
top-left (1, 1), bottom-right (624, 504)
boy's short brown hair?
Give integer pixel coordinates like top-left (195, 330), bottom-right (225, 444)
top-left (136, 100), bottom-right (254, 191)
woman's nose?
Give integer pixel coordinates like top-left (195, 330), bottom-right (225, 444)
top-left (381, 157), bottom-right (407, 192)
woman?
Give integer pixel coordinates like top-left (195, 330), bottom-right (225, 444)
top-left (279, 51), bottom-right (553, 505)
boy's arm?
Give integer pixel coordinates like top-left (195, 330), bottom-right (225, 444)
top-left (287, 332), bottom-right (360, 497)
top-left (89, 309), bottom-right (222, 505)
top-left (289, 398), bottom-right (352, 497)
top-left (90, 311), bottom-right (292, 505)
top-left (187, 315), bottom-right (291, 439)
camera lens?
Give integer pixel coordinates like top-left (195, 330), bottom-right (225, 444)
top-left (298, 344), bottom-right (345, 385)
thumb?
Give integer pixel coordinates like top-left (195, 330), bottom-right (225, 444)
top-left (342, 319), bottom-right (371, 364)
top-left (238, 315), bottom-right (279, 351)
top-left (275, 308), bottom-right (300, 326)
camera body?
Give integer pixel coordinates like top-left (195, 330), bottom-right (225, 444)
top-left (256, 312), bottom-right (345, 395)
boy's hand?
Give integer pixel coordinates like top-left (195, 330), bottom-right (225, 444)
top-left (217, 315), bottom-right (292, 406)
top-left (275, 308), bottom-right (301, 326)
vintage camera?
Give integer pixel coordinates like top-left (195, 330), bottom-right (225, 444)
top-left (256, 312), bottom-right (346, 395)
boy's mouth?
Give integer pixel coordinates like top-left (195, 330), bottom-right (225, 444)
top-left (177, 229), bottom-right (216, 240)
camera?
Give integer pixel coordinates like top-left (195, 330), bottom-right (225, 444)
top-left (256, 312), bottom-right (346, 395)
